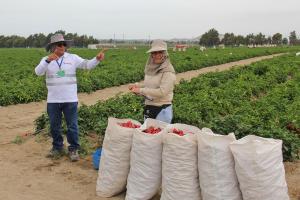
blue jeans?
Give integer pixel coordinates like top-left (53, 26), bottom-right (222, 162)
top-left (47, 102), bottom-right (79, 151)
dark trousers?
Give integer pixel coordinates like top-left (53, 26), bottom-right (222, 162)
top-left (47, 102), bottom-right (79, 151)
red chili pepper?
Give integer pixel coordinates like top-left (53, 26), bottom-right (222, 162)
top-left (172, 128), bottom-right (185, 136)
top-left (118, 121), bottom-right (140, 128)
top-left (143, 126), bottom-right (162, 134)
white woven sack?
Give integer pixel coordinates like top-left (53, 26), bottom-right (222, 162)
top-left (230, 135), bottom-right (289, 200)
top-left (197, 128), bottom-right (242, 200)
top-left (126, 118), bottom-right (168, 200)
top-left (96, 117), bottom-right (141, 197)
top-left (161, 123), bottom-right (202, 200)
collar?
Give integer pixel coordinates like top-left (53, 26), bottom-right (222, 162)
top-left (62, 52), bottom-right (70, 58)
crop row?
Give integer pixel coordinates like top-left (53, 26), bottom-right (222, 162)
top-left (1, 46), bottom-right (300, 106)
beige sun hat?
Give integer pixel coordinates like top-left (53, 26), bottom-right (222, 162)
top-left (146, 39), bottom-right (167, 53)
top-left (45, 33), bottom-right (73, 52)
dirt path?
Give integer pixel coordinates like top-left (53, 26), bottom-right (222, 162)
top-left (0, 53), bottom-right (299, 200)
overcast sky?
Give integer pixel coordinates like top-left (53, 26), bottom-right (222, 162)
top-left (0, 0), bottom-right (299, 40)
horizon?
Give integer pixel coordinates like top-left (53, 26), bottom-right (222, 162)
top-left (1, 30), bottom-right (298, 41)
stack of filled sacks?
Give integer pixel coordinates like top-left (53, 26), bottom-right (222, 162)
top-left (125, 118), bottom-right (168, 200)
top-left (230, 135), bottom-right (289, 200)
top-left (161, 123), bottom-right (202, 200)
top-left (96, 117), bottom-right (141, 197)
top-left (96, 118), bottom-right (290, 200)
top-left (197, 128), bottom-right (242, 200)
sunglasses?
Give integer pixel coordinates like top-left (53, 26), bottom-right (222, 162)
top-left (151, 51), bottom-right (164, 55)
top-left (55, 42), bottom-right (67, 47)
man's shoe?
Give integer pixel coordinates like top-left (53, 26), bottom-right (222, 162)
top-left (46, 148), bottom-right (65, 159)
top-left (68, 150), bottom-right (80, 162)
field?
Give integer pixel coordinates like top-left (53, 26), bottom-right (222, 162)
top-left (1, 46), bottom-right (300, 106)
top-left (0, 46), bottom-right (299, 200)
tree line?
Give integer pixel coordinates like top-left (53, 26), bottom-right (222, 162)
top-left (0, 29), bottom-right (300, 48)
top-left (0, 30), bottom-right (99, 48)
top-left (199, 29), bottom-right (300, 47)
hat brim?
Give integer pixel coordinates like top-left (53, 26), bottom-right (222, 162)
top-left (146, 47), bottom-right (167, 53)
top-left (45, 40), bottom-right (73, 52)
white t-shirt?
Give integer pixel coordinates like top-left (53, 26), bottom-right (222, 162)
top-left (35, 52), bottom-right (100, 103)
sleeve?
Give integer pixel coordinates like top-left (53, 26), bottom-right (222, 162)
top-left (136, 81), bottom-right (145, 88)
top-left (73, 54), bottom-right (100, 70)
top-left (140, 72), bottom-right (176, 98)
top-left (35, 57), bottom-right (49, 76)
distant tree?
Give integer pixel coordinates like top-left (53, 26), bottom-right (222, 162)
top-left (266, 36), bottom-right (272, 45)
top-left (222, 33), bottom-right (235, 46)
top-left (289, 31), bottom-right (299, 45)
top-left (36, 33), bottom-right (47, 47)
top-left (12, 36), bottom-right (26, 47)
top-left (55, 30), bottom-right (66, 35)
top-left (272, 33), bottom-right (282, 45)
top-left (245, 34), bottom-right (255, 45)
top-left (0, 35), bottom-right (5, 47)
top-left (282, 37), bottom-right (288, 45)
top-left (235, 35), bottom-right (245, 46)
top-left (254, 33), bottom-right (266, 45)
top-left (199, 28), bottom-right (220, 47)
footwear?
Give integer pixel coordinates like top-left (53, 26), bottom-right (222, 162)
top-left (46, 148), bottom-right (65, 159)
top-left (68, 150), bottom-right (80, 162)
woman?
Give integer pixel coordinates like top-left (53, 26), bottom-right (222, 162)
top-left (129, 39), bottom-right (176, 123)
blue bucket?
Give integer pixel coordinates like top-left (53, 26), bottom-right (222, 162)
top-left (92, 148), bottom-right (102, 170)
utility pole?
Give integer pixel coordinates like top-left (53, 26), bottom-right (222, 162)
top-left (113, 33), bottom-right (116, 47)
top-left (148, 35), bottom-right (151, 46)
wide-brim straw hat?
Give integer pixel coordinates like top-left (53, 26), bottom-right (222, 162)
top-left (45, 33), bottom-right (73, 52)
top-left (146, 39), bottom-right (167, 53)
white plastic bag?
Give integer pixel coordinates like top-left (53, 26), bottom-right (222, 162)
top-left (161, 123), bottom-right (202, 200)
top-left (230, 135), bottom-right (289, 200)
top-left (197, 128), bottom-right (242, 200)
top-left (126, 118), bottom-right (168, 200)
top-left (96, 117), bottom-right (141, 197)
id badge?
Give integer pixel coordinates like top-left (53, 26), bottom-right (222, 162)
top-left (56, 70), bottom-right (65, 77)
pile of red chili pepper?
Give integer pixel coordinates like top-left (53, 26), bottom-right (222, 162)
top-left (172, 128), bottom-right (185, 136)
top-left (143, 126), bottom-right (162, 134)
top-left (118, 121), bottom-right (140, 128)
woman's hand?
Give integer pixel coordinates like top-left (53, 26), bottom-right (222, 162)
top-left (131, 86), bottom-right (141, 94)
top-left (128, 84), bottom-right (137, 90)
top-left (129, 84), bottom-right (141, 94)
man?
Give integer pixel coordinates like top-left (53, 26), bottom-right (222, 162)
top-left (35, 33), bottom-right (105, 161)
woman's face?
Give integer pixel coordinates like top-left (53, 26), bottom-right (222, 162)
top-left (151, 51), bottom-right (164, 64)
top-left (53, 42), bottom-right (66, 56)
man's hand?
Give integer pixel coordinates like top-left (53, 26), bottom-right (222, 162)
top-left (96, 48), bottom-right (107, 61)
top-left (46, 53), bottom-right (59, 62)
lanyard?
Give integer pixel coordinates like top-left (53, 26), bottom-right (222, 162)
top-left (56, 57), bottom-right (64, 69)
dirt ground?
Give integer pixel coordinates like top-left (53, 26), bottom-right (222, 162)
top-left (0, 53), bottom-right (299, 200)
